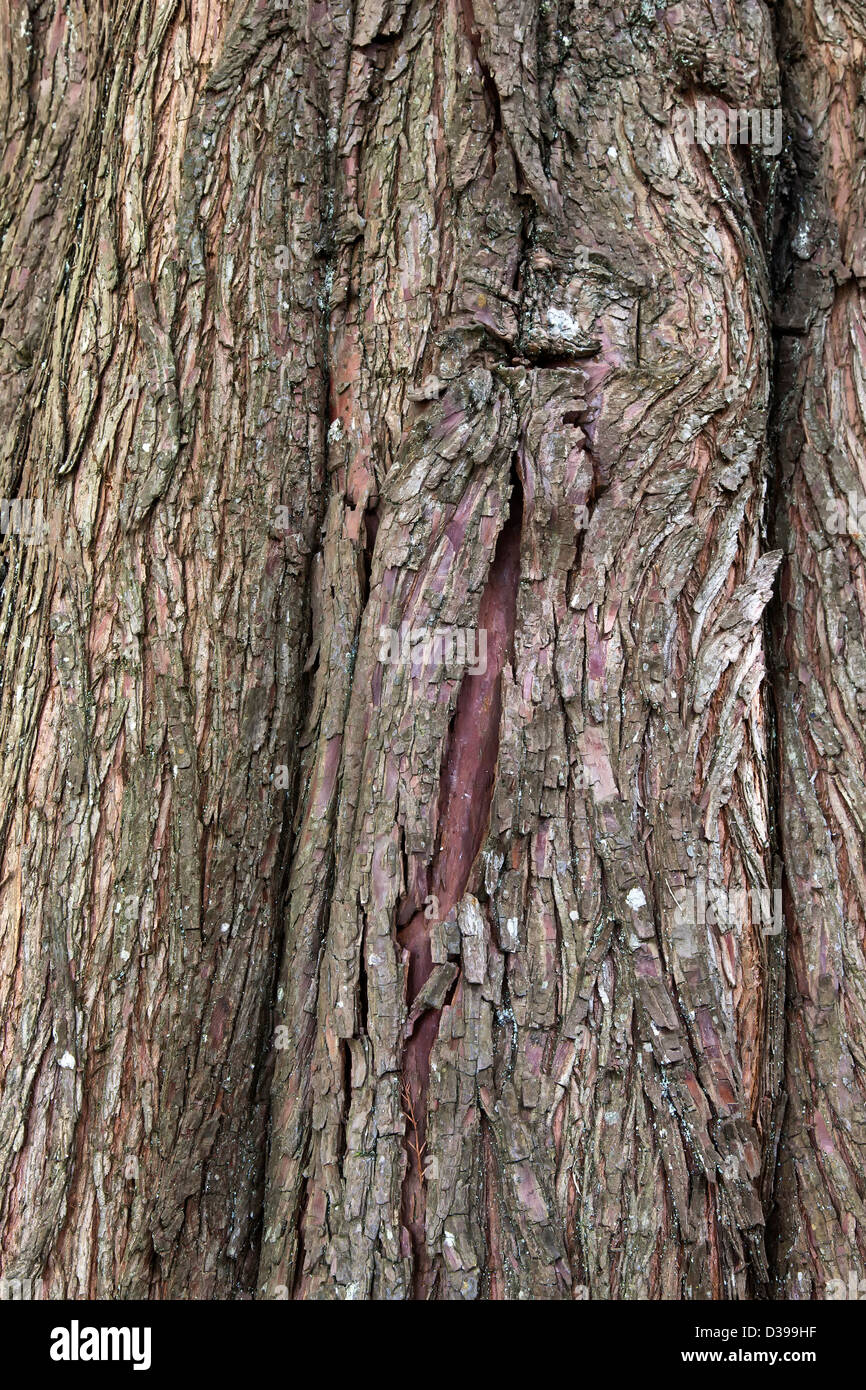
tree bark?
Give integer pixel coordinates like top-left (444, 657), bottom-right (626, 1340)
top-left (0, 0), bottom-right (330, 1297)
top-left (770, 0), bottom-right (866, 1298)
top-left (0, 0), bottom-right (863, 1301)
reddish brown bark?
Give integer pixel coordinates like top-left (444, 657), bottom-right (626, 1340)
top-left (769, 0), bottom-right (866, 1298)
top-left (0, 0), bottom-right (863, 1303)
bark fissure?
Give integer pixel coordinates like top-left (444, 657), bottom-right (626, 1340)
top-left (397, 467), bottom-right (522, 1296)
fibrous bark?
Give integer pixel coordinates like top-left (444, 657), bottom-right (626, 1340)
top-left (262, 0), bottom-right (785, 1300)
top-left (0, 0), bottom-right (863, 1302)
top-left (0, 0), bottom-right (329, 1296)
top-left (770, 0), bottom-right (866, 1298)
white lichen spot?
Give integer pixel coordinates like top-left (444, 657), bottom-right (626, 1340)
top-left (58, 1051), bottom-right (75, 1070)
top-left (626, 886), bottom-right (646, 910)
top-left (547, 305), bottom-right (580, 338)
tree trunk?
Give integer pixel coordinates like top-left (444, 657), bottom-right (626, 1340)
top-left (0, 0), bottom-right (863, 1302)
top-left (770, 0), bottom-right (866, 1298)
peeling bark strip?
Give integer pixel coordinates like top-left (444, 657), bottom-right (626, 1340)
top-left (0, 0), bottom-right (863, 1303)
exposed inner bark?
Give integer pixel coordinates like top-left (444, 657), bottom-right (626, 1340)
top-left (398, 473), bottom-right (522, 1295)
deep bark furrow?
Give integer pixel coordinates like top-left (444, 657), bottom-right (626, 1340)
top-left (397, 472), bottom-right (522, 1296)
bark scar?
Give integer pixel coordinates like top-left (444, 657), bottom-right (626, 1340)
top-left (398, 471), bottom-right (522, 1295)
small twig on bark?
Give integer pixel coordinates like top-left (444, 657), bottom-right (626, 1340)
top-left (401, 1078), bottom-right (426, 1185)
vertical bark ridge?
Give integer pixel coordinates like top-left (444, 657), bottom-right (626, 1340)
top-left (769, 0), bottom-right (866, 1298)
top-left (0, 1), bottom-right (330, 1296)
top-left (262, 0), bottom-right (788, 1300)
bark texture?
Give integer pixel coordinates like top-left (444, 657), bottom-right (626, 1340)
top-left (771, 0), bottom-right (866, 1298)
top-left (0, 0), bottom-right (329, 1296)
top-left (0, 0), bottom-right (863, 1301)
